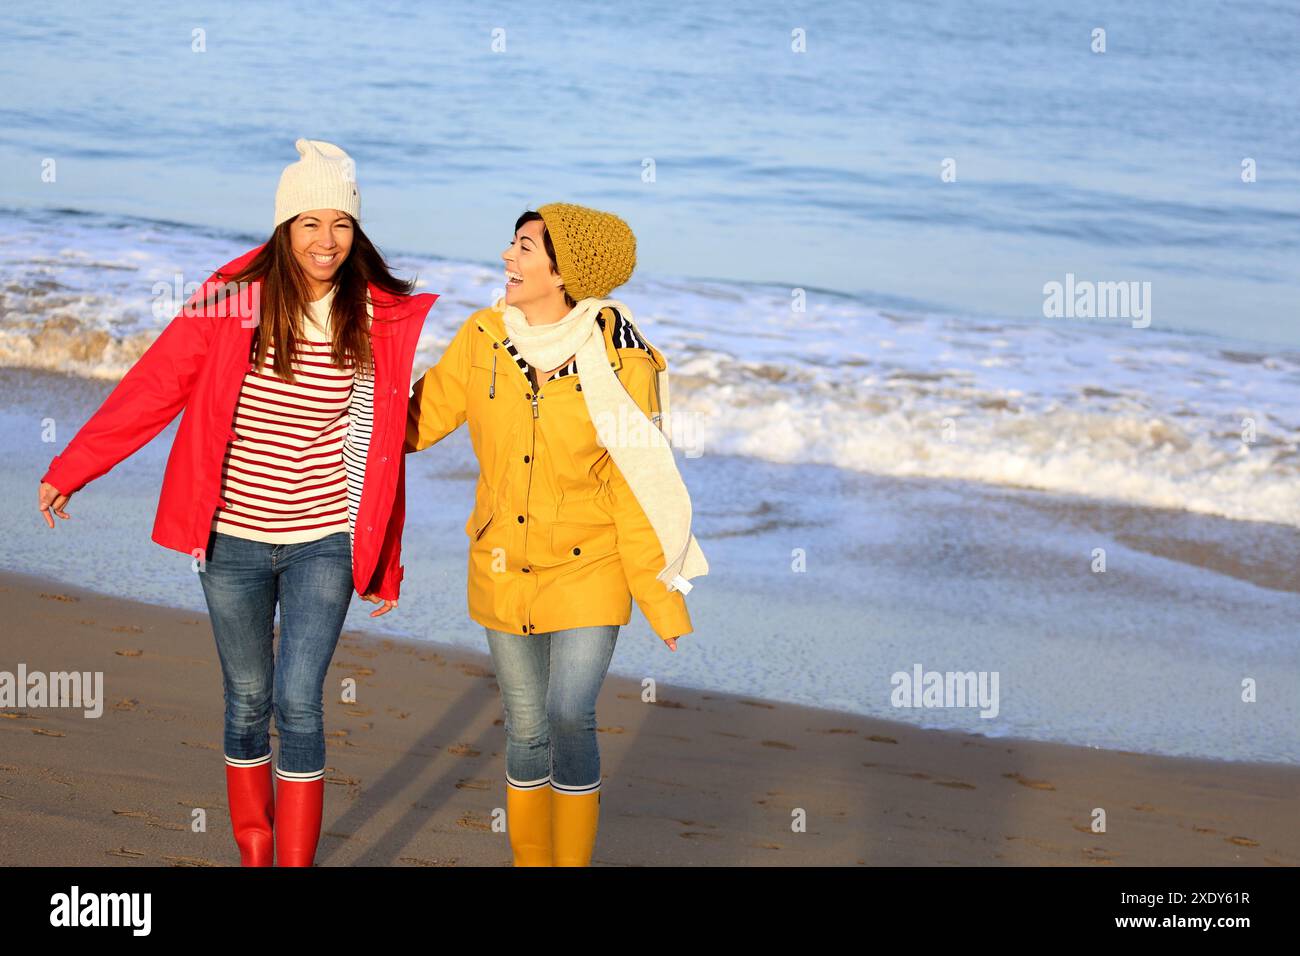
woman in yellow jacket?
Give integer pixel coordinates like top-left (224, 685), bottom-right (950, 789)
top-left (404, 203), bottom-right (708, 866)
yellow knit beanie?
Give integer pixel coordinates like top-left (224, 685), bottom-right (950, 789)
top-left (537, 202), bottom-right (637, 300)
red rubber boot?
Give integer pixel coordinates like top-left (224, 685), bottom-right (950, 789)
top-left (225, 756), bottom-right (275, 867)
top-left (274, 770), bottom-right (324, 867)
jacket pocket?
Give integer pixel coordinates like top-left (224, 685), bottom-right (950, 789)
top-left (467, 353), bottom-right (503, 406)
top-left (465, 503), bottom-right (495, 540)
top-left (549, 521), bottom-right (617, 561)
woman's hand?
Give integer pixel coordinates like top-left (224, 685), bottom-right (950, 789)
top-left (360, 593), bottom-right (398, 617)
top-left (38, 481), bottom-right (73, 528)
top-left (662, 636), bottom-right (680, 652)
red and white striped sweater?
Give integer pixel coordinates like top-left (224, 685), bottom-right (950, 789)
top-left (211, 288), bottom-right (360, 544)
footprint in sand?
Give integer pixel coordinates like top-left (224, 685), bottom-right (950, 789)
top-left (679, 831), bottom-right (721, 840)
top-left (455, 778), bottom-right (492, 791)
top-left (1005, 835), bottom-right (1069, 855)
top-left (739, 700), bottom-right (776, 709)
top-left (106, 847), bottom-right (146, 859)
top-left (456, 812), bottom-right (492, 832)
top-left (161, 855), bottom-right (218, 867)
top-left (333, 662), bottom-right (375, 677)
top-left (597, 725), bottom-right (626, 734)
top-left (40, 592), bottom-right (78, 602)
top-left (112, 808), bottom-right (185, 832)
top-left (458, 663), bottom-right (494, 679)
top-left (814, 728), bottom-right (859, 734)
top-left (115, 649), bottom-right (143, 657)
top-left (760, 740), bottom-right (795, 750)
top-left (400, 856), bottom-right (456, 866)
top-left (933, 780), bottom-right (976, 790)
top-left (1225, 836), bottom-right (1259, 847)
top-left (865, 734), bottom-right (898, 744)
top-left (1003, 772), bottom-right (1055, 791)
top-left (32, 728), bottom-right (65, 737)
top-left (448, 743), bottom-right (481, 758)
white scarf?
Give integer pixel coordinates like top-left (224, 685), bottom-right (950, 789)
top-left (499, 296), bottom-right (708, 594)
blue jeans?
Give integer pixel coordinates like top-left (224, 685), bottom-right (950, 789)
top-left (197, 530), bottom-right (354, 777)
top-left (484, 625), bottom-right (620, 794)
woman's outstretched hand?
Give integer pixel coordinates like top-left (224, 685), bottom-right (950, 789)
top-left (360, 593), bottom-right (398, 618)
top-left (38, 481), bottom-right (73, 528)
top-left (662, 636), bottom-right (679, 652)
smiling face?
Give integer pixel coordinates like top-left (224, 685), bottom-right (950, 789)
top-left (502, 219), bottom-right (565, 309)
top-left (289, 209), bottom-right (354, 299)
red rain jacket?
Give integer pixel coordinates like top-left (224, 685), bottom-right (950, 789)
top-left (40, 245), bottom-right (437, 601)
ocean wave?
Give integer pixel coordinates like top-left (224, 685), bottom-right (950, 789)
top-left (4, 207), bottom-right (1298, 528)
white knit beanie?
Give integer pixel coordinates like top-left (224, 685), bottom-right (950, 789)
top-left (273, 138), bottom-right (361, 228)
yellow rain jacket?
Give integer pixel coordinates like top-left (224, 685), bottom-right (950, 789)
top-left (405, 304), bottom-right (692, 642)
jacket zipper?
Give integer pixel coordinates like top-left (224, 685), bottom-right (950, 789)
top-left (474, 322), bottom-right (597, 422)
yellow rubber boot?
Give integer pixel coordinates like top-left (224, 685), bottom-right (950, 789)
top-left (552, 787), bottom-right (600, 866)
top-left (506, 783), bottom-right (553, 866)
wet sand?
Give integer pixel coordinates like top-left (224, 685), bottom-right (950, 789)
top-left (0, 568), bottom-right (1295, 867)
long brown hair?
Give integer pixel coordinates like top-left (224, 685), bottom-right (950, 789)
top-left (209, 214), bottom-right (415, 383)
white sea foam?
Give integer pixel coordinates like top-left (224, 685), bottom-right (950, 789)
top-left (4, 209), bottom-right (1298, 528)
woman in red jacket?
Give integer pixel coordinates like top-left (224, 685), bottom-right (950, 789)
top-left (36, 139), bottom-right (437, 867)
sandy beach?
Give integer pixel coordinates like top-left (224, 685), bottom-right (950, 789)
top-left (1, 567), bottom-right (1294, 867)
